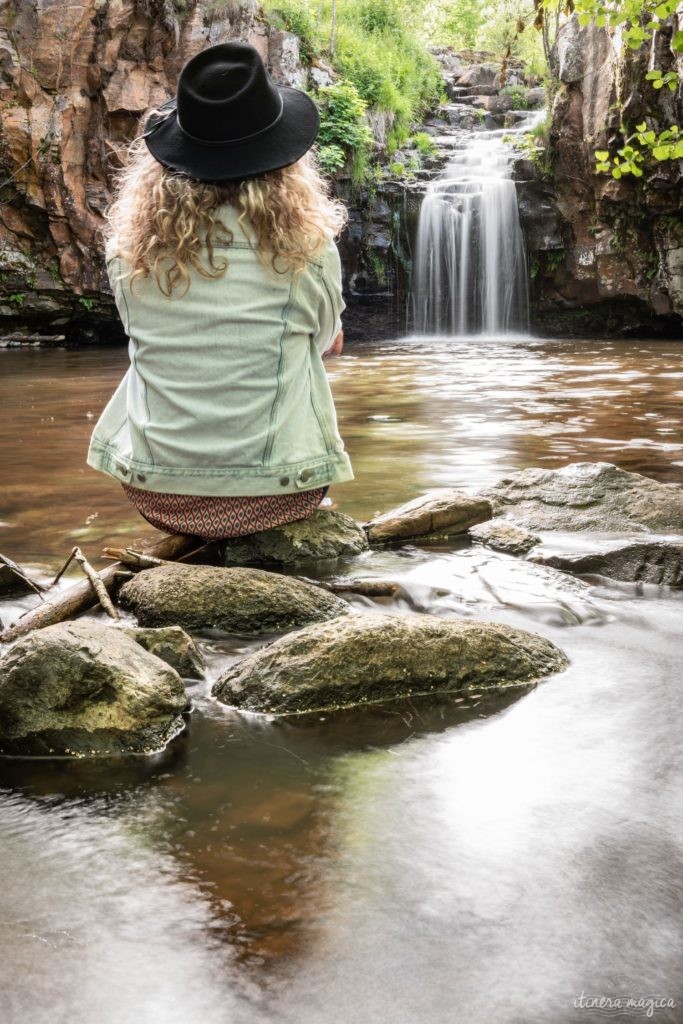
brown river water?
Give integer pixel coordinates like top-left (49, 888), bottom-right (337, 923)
top-left (1, 336), bottom-right (682, 1024)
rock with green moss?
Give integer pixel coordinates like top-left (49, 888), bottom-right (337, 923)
top-left (0, 620), bottom-right (189, 757)
top-left (119, 563), bottom-right (350, 634)
top-left (485, 462), bottom-right (683, 532)
top-left (365, 490), bottom-right (492, 544)
top-left (219, 510), bottom-right (369, 565)
top-left (124, 625), bottom-right (205, 679)
top-left (212, 611), bottom-right (568, 715)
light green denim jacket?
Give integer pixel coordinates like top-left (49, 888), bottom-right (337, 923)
top-left (87, 205), bottom-right (354, 497)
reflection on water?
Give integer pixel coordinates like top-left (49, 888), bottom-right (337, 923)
top-left (1, 337), bottom-right (682, 1023)
top-left (1, 336), bottom-right (683, 566)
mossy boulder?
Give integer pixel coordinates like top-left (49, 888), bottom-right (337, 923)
top-left (485, 462), bottom-right (683, 533)
top-left (119, 564), bottom-right (350, 634)
top-left (124, 625), bottom-right (205, 678)
top-left (219, 510), bottom-right (369, 565)
top-left (212, 611), bottom-right (568, 715)
top-left (0, 621), bottom-right (189, 757)
top-left (365, 490), bottom-right (492, 544)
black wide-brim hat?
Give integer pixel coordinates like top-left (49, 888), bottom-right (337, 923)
top-left (142, 41), bottom-right (320, 182)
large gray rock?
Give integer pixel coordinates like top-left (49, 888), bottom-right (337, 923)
top-left (119, 564), bottom-right (350, 634)
top-left (469, 518), bottom-right (540, 555)
top-left (213, 612), bottom-right (568, 715)
top-left (220, 510), bottom-right (368, 565)
top-left (485, 463), bottom-right (683, 533)
top-left (365, 490), bottom-right (492, 544)
top-left (530, 540), bottom-right (683, 586)
top-left (124, 625), bottom-right (205, 679)
top-left (555, 14), bottom-right (584, 83)
top-left (0, 621), bottom-right (189, 757)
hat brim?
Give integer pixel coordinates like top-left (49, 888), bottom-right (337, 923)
top-left (142, 87), bottom-right (320, 182)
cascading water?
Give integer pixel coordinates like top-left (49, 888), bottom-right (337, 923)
top-left (412, 111), bottom-right (542, 336)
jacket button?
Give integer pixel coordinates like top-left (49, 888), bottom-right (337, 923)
top-left (116, 463), bottom-right (130, 475)
top-left (298, 469), bottom-right (313, 482)
top-left (280, 476), bottom-right (290, 486)
top-left (136, 473), bottom-right (147, 482)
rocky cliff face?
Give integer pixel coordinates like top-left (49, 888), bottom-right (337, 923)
top-left (515, 16), bottom-right (683, 337)
top-left (0, 0), bottom-right (311, 343)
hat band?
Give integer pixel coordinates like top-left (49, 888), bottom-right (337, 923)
top-left (176, 93), bottom-right (285, 148)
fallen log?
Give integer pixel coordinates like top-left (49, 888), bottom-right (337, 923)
top-left (0, 533), bottom-right (205, 645)
top-left (52, 546), bottom-right (120, 621)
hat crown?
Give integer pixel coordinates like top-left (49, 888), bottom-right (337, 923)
top-left (177, 43), bottom-right (282, 144)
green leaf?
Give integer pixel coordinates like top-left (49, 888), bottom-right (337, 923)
top-left (631, 164), bottom-right (643, 177)
top-left (673, 141), bottom-right (683, 158)
top-left (653, 145), bottom-right (671, 159)
top-left (653, 80), bottom-right (664, 88)
top-left (612, 167), bottom-right (622, 179)
top-left (595, 13), bottom-right (606, 25)
top-left (635, 121), bottom-right (648, 131)
top-left (645, 72), bottom-right (660, 81)
top-left (670, 126), bottom-right (680, 136)
top-left (643, 131), bottom-right (655, 145)
top-left (594, 150), bottom-right (610, 160)
top-left (654, 3), bottom-right (670, 17)
top-left (668, 81), bottom-right (678, 91)
top-left (672, 31), bottom-right (683, 51)
top-left (578, 12), bottom-right (591, 25)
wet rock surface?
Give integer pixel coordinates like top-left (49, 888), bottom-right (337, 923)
top-left (469, 519), bottom-right (540, 555)
top-left (529, 540), bottom-right (683, 586)
top-left (365, 490), bottom-right (492, 544)
top-left (486, 462), bottom-right (683, 533)
top-left (124, 625), bottom-right (205, 679)
top-left (0, 621), bottom-right (188, 757)
top-left (212, 611), bottom-right (568, 715)
top-left (119, 564), bottom-right (350, 635)
top-left (219, 510), bottom-right (369, 565)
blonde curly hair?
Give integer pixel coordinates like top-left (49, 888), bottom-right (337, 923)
top-left (104, 128), bottom-right (348, 298)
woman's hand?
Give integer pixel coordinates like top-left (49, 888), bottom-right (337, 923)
top-left (323, 330), bottom-right (344, 359)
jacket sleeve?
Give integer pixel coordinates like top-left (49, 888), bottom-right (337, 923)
top-left (312, 237), bottom-right (346, 356)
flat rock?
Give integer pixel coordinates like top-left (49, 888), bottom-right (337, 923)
top-left (119, 564), bottom-right (350, 634)
top-left (0, 621), bottom-right (188, 757)
top-left (212, 612), bottom-right (568, 715)
top-left (469, 518), bottom-right (540, 555)
top-left (220, 510), bottom-right (369, 565)
top-left (529, 540), bottom-right (683, 586)
top-left (124, 625), bottom-right (205, 679)
top-left (485, 462), bottom-right (683, 533)
top-left (365, 490), bottom-right (493, 544)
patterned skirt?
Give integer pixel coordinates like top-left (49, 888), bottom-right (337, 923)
top-left (122, 484), bottom-right (326, 541)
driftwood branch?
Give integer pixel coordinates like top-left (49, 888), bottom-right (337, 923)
top-left (1, 533), bottom-right (204, 645)
top-left (297, 576), bottom-right (399, 598)
top-left (102, 547), bottom-right (175, 570)
top-left (52, 546), bottom-right (119, 621)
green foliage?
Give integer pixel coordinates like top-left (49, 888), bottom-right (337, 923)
top-left (389, 161), bottom-right (406, 175)
top-left (501, 84), bottom-right (528, 109)
top-left (7, 292), bottom-right (25, 305)
top-left (266, 1), bottom-right (319, 63)
top-left (315, 80), bottom-right (375, 177)
top-left (546, 249), bottom-right (565, 273)
top-left (78, 297), bottom-right (96, 311)
top-left (569, 0), bottom-right (682, 50)
top-left (431, 0), bottom-right (481, 49)
top-left (645, 69), bottom-right (680, 91)
top-left (594, 124), bottom-right (683, 178)
top-left (412, 131), bottom-right (437, 155)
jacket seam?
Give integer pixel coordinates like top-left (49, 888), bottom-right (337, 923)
top-left (263, 274), bottom-right (295, 466)
top-left (118, 257), bottom-right (154, 465)
top-left (308, 363), bottom-right (334, 455)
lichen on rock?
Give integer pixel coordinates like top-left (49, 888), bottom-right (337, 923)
top-left (485, 462), bottom-right (683, 533)
top-left (212, 611), bottom-right (568, 715)
top-left (124, 625), bottom-right (205, 678)
top-left (0, 620), bottom-right (189, 757)
top-left (219, 510), bottom-right (369, 565)
top-left (119, 563), bottom-right (350, 634)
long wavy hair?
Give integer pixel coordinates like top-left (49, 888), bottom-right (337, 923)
top-left (104, 129), bottom-right (348, 298)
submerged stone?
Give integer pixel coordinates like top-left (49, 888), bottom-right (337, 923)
top-left (469, 518), bottom-right (540, 555)
top-left (219, 510), bottom-right (369, 565)
top-left (0, 621), bottom-right (189, 757)
top-left (529, 540), bottom-right (683, 586)
top-left (124, 625), bottom-right (205, 679)
top-left (365, 490), bottom-right (492, 544)
top-left (485, 462), bottom-right (683, 533)
top-left (212, 611), bottom-right (568, 715)
top-left (119, 564), bottom-right (350, 634)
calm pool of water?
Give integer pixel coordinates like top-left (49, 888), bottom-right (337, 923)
top-left (1, 337), bottom-right (682, 1024)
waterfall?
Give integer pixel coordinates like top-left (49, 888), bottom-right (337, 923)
top-left (412, 113), bottom-right (540, 337)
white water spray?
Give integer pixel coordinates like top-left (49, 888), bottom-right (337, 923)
top-left (412, 112), bottom-right (542, 336)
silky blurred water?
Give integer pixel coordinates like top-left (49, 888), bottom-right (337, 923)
top-left (1, 337), bottom-right (682, 1024)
